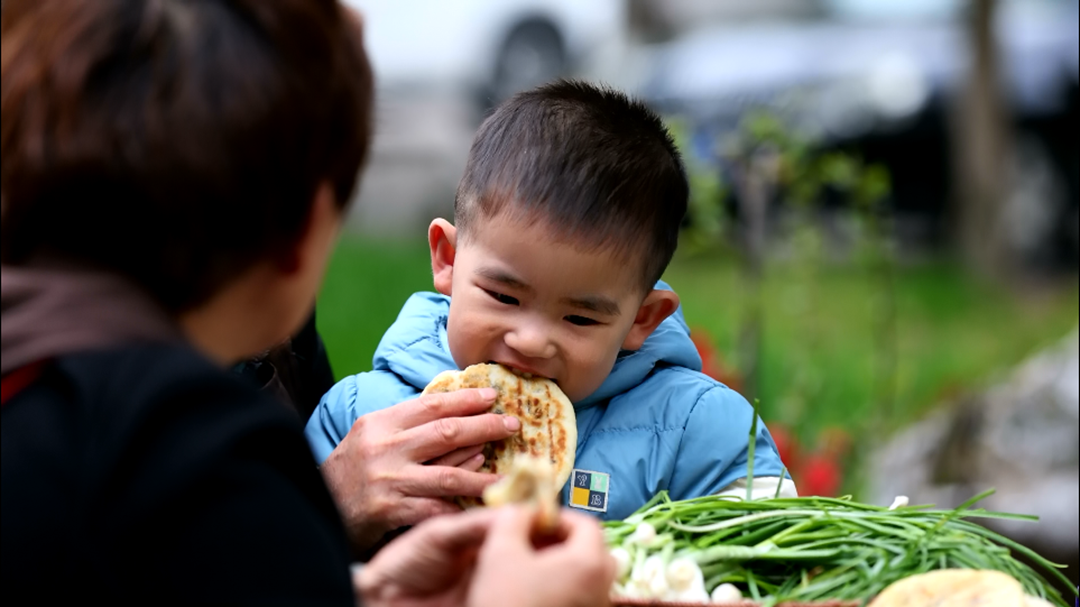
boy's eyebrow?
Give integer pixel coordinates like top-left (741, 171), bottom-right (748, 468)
top-left (562, 295), bottom-right (621, 317)
top-left (475, 267), bottom-right (532, 292)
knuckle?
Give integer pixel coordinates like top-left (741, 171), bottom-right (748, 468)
top-left (432, 417), bottom-right (461, 443)
top-left (485, 413), bottom-right (510, 435)
top-left (348, 414), bottom-right (372, 439)
top-left (356, 492), bottom-right (393, 529)
top-left (417, 393), bottom-right (446, 415)
top-left (369, 495), bottom-right (394, 518)
top-left (353, 413), bottom-right (369, 430)
top-left (357, 440), bottom-right (382, 462)
top-left (356, 433), bottom-right (397, 461)
top-left (436, 467), bottom-right (462, 494)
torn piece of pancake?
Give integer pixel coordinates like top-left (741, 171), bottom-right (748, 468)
top-left (482, 456), bottom-right (560, 533)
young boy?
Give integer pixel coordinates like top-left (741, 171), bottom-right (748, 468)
top-left (305, 81), bottom-right (795, 521)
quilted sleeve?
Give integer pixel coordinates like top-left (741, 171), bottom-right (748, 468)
top-left (302, 370), bottom-right (419, 464)
top-left (667, 385), bottom-right (789, 500)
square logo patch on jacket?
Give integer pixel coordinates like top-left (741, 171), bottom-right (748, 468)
top-left (568, 469), bottom-right (609, 512)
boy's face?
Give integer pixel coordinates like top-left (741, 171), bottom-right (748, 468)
top-left (429, 213), bottom-right (678, 403)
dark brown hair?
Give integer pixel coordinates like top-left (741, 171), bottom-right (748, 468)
top-left (455, 80), bottom-right (688, 292)
top-left (1, 0), bottom-right (373, 311)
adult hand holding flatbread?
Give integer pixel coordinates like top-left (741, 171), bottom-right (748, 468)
top-left (319, 387), bottom-right (521, 554)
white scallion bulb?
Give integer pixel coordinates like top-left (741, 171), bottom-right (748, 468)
top-left (670, 585), bottom-right (710, 603)
top-left (610, 547), bottom-right (632, 582)
top-left (888, 495), bottom-right (910, 510)
top-left (629, 522), bottom-right (658, 547)
top-left (625, 576), bottom-right (648, 598)
top-left (665, 557), bottom-right (708, 602)
top-left (665, 558), bottom-right (700, 591)
top-left (710, 583), bottom-right (743, 603)
top-left (642, 555), bottom-right (668, 598)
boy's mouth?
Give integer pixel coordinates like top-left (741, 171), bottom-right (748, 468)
top-left (490, 361), bottom-right (555, 384)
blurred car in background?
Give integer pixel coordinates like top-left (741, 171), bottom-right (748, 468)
top-left (344, 0), bottom-right (627, 114)
top-left (339, 0), bottom-right (630, 235)
top-left (641, 0), bottom-right (1078, 268)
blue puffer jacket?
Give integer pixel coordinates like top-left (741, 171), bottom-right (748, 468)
top-left (305, 283), bottom-right (785, 520)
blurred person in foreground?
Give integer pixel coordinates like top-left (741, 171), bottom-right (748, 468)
top-left (0, 1), bottom-right (613, 605)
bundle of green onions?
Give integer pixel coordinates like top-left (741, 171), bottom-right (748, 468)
top-left (603, 488), bottom-right (1076, 606)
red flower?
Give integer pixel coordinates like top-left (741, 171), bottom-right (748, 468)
top-left (766, 423), bottom-right (800, 473)
top-left (817, 426), bottom-right (852, 460)
top-left (768, 426), bottom-right (850, 497)
top-left (799, 453), bottom-right (843, 498)
top-left (690, 328), bottom-right (743, 393)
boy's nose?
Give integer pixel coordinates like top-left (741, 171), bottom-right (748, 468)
top-left (504, 325), bottom-right (556, 360)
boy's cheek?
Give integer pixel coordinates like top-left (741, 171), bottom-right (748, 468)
top-left (447, 314), bottom-right (499, 358)
top-left (566, 343), bottom-right (622, 394)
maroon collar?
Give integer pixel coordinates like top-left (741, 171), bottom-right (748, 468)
top-left (1, 263), bottom-right (181, 375)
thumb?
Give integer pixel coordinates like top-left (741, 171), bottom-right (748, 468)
top-left (481, 506), bottom-right (535, 554)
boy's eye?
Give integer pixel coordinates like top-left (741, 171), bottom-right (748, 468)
top-left (565, 315), bottom-right (599, 327)
top-left (485, 290), bottom-right (519, 306)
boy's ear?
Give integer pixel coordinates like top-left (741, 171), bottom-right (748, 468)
top-left (622, 289), bottom-right (680, 351)
top-left (428, 218), bottom-right (457, 296)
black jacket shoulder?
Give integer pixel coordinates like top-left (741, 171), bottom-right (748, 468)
top-left (1, 344), bottom-right (354, 606)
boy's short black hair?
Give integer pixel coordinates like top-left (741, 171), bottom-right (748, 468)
top-left (455, 80), bottom-right (688, 292)
top-left (0, 0), bottom-right (372, 312)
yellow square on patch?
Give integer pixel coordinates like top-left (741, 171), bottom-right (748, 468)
top-left (571, 486), bottom-right (591, 507)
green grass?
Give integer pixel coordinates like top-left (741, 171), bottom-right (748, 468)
top-left (664, 254), bottom-right (1079, 445)
top-left (315, 237), bottom-right (434, 378)
top-left (316, 235), bottom-right (1078, 484)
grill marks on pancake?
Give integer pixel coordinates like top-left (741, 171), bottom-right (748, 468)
top-left (547, 416), bottom-right (556, 466)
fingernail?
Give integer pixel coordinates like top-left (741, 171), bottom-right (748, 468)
top-left (479, 387), bottom-right (497, 400)
top-left (503, 416), bottom-right (521, 432)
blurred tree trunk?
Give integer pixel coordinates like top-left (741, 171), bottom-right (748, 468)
top-left (952, 0), bottom-right (1013, 279)
top-left (735, 149), bottom-right (778, 401)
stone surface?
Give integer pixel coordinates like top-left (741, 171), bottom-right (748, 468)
top-left (868, 329), bottom-right (1080, 585)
